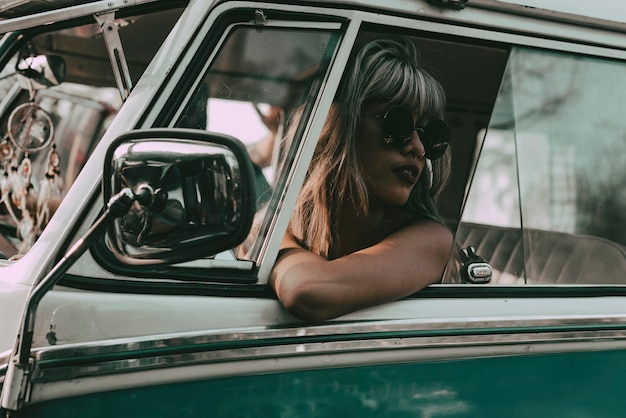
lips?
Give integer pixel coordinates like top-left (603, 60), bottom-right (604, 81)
top-left (392, 163), bottom-right (420, 185)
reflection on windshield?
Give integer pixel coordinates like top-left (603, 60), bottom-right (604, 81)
top-left (0, 83), bottom-right (120, 259)
top-left (174, 25), bottom-right (338, 263)
top-left (0, 8), bottom-right (182, 260)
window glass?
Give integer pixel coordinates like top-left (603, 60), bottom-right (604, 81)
top-left (0, 8), bottom-right (183, 260)
top-left (456, 47), bottom-right (626, 285)
top-left (174, 24), bottom-right (339, 262)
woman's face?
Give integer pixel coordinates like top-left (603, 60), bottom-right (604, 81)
top-left (356, 102), bottom-right (427, 208)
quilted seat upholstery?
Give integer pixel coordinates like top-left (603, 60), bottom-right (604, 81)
top-left (453, 223), bottom-right (626, 284)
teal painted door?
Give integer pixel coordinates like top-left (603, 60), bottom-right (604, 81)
top-left (21, 349), bottom-right (626, 417)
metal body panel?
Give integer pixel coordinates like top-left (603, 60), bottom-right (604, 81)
top-left (0, 0), bottom-right (203, 357)
top-left (27, 290), bottom-right (626, 347)
top-left (495, 0), bottom-right (626, 24)
top-left (19, 316), bottom-right (626, 408)
top-left (23, 349), bottom-right (626, 417)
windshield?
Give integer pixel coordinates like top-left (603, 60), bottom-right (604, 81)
top-left (0, 7), bottom-right (184, 260)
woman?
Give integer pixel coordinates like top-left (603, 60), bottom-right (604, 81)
top-left (270, 38), bottom-right (453, 322)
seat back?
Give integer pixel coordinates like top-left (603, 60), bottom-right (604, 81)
top-left (453, 223), bottom-right (626, 284)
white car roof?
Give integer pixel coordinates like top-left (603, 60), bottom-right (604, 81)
top-left (498, 0), bottom-right (626, 23)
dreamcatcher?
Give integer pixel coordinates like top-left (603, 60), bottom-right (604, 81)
top-left (0, 59), bottom-right (61, 256)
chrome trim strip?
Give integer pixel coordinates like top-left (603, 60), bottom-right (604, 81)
top-left (30, 314), bottom-right (626, 382)
top-left (28, 336), bottom-right (626, 405)
top-left (33, 328), bottom-right (626, 382)
top-left (255, 15), bottom-right (361, 283)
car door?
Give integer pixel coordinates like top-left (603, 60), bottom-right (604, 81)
top-left (0, 0), bottom-right (189, 348)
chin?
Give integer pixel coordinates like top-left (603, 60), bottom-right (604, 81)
top-left (379, 193), bottom-right (411, 208)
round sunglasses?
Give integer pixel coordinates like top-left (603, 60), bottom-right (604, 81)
top-left (363, 105), bottom-right (450, 160)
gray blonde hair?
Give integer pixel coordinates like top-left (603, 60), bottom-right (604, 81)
top-left (289, 38), bottom-right (450, 259)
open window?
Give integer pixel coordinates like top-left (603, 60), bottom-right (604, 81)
top-left (452, 46), bottom-right (626, 285)
top-left (84, 10), bottom-right (343, 282)
top-left (85, 17), bottom-right (513, 288)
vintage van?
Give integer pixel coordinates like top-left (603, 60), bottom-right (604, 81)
top-left (1, 0), bottom-right (626, 416)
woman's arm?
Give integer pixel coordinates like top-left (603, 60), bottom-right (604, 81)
top-left (269, 221), bottom-right (453, 322)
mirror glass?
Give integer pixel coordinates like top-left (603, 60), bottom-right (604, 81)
top-left (104, 130), bottom-right (255, 265)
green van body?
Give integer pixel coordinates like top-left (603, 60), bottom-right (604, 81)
top-left (23, 350), bottom-right (626, 417)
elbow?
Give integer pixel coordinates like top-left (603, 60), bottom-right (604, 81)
top-left (277, 282), bottom-right (337, 323)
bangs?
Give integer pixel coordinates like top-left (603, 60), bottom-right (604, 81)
top-left (365, 62), bottom-right (445, 120)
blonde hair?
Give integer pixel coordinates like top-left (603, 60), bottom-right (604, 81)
top-left (289, 38), bottom-right (450, 259)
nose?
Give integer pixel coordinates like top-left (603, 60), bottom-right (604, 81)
top-left (401, 129), bottom-right (426, 159)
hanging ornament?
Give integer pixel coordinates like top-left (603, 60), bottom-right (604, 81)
top-left (7, 102), bottom-right (55, 153)
top-left (2, 80), bottom-right (59, 256)
top-left (0, 137), bottom-right (13, 211)
top-left (16, 209), bottom-right (35, 255)
top-left (0, 136), bottom-right (13, 161)
top-left (37, 144), bottom-right (63, 231)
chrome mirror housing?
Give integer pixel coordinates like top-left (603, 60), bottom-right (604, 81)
top-left (103, 128), bottom-right (256, 265)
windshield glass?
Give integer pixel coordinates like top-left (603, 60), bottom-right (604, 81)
top-left (0, 8), bottom-right (184, 260)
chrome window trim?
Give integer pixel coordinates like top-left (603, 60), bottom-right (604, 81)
top-left (25, 313), bottom-right (626, 403)
top-left (142, 1), bottom-right (354, 128)
top-left (254, 19), bottom-right (360, 283)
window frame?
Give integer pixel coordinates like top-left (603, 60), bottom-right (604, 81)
top-left (63, 1), bottom-right (626, 294)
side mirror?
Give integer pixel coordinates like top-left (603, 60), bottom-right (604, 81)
top-left (1, 129), bottom-right (256, 410)
top-left (16, 54), bottom-right (66, 89)
top-left (103, 128), bottom-right (256, 265)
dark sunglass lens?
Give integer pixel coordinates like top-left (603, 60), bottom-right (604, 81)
top-left (383, 106), bottom-right (414, 147)
top-left (426, 142), bottom-right (449, 160)
top-left (422, 119), bottom-right (450, 160)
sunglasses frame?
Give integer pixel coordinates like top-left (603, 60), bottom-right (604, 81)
top-left (363, 105), bottom-right (450, 160)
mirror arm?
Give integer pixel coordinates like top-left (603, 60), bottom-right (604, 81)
top-left (1, 188), bottom-right (136, 412)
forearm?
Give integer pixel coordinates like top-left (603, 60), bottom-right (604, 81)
top-left (270, 247), bottom-right (342, 322)
top-left (269, 222), bottom-right (452, 322)
top-left (270, 249), bottom-right (433, 322)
